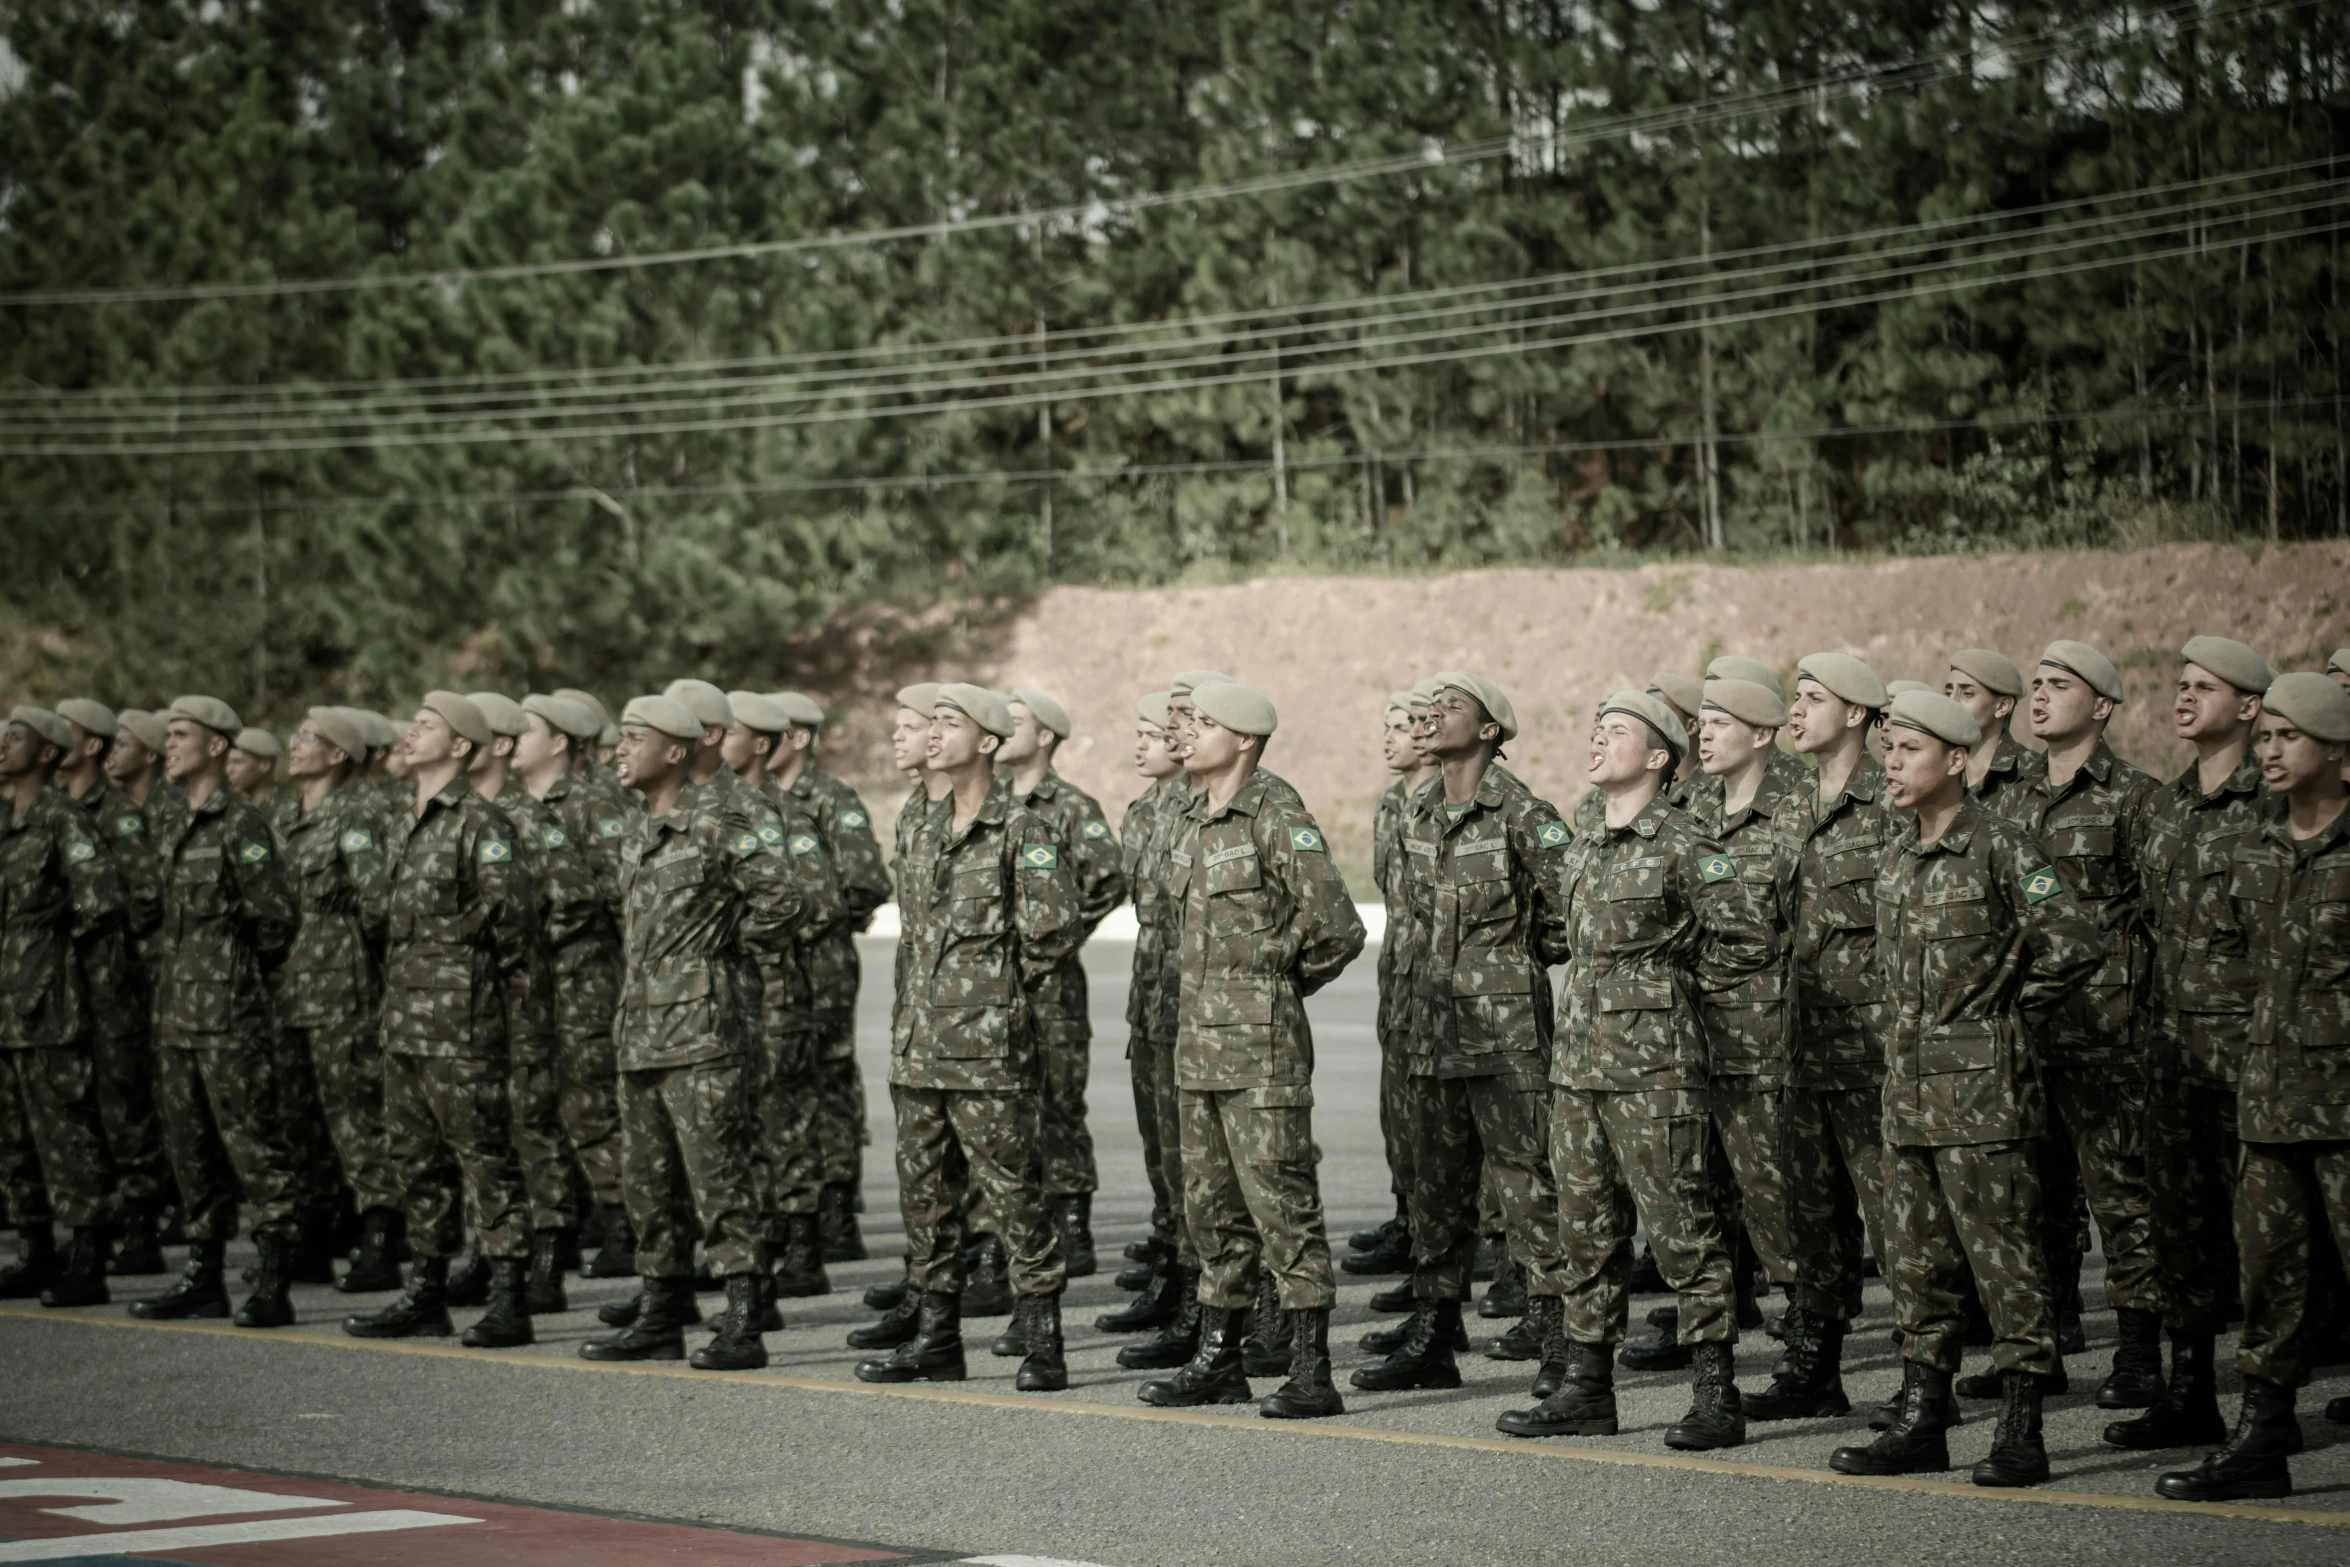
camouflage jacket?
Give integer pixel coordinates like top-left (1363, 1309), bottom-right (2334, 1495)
top-left (615, 778), bottom-right (804, 1073)
top-left (1689, 785), bottom-right (1803, 1086)
top-left (892, 776), bottom-right (1084, 1093)
top-left (254, 790), bottom-right (299, 848)
top-left (2138, 749), bottom-right (2267, 1084)
top-left (1399, 765), bottom-right (1571, 1080)
top-left (1123, 776), bottom-right (1184, 1043)
top-left (381, 780), bottom-right (538, 1061)
top-left (753, 773), bottom-right (847, 1036)
top-left (1791, 756), bottom-right (1893, 1090)
top-left (1172, 767), bottom-right (1365, 1096)
top-left (1374, 775), bottom-right (1419, 1036)
top-left (67, 779), bottom-right (163, 954)
top-left (1683, 745), bottom-right (1813, 819)
top-left (0, 787), bottom-right (128, 1050)
top-left (1969, 730), bottom-right (2046, 826)
top-left (152, 785), bottom-right (298, 1050)
top-left (891, 784), bottom-right (942, 1036)
top-left (1873, 799), bottom-right (2105, 1147)
top-left (2231, 806), bottom-right (2350, 1142)
top-left (279, 782), bottom-right (391, 1029)
top-left (551, 766), bottom-right (638, 913)
top-left (1007, 769), bottom-right (1125, 1021)
top-left (785, 765), bottom-right (887, 1022)
top-left (2005, 740), bottom-right (2158, 1072)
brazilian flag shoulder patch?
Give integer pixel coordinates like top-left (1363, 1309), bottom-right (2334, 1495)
top-left (755, 822), bottom-right (786, 847)
top-left (788, 832), bottom-right (821, 856)
top-left (1698, 853), bottom-right (1736, 884)
top-left (340, 827), bottom-right (375, 854)
top-left (1289, 825), bottom-right (1325, 853)
top-left (2021, 866), bottom-right (2062, 905)
top-left (540, 824), bottom-right (569, 850)
top-left (731, 831), bottom-right (762, 859)
top-left (239, 840), bottom-right (272, 865)
top-left (838, 808), bottom-right (868, 830)
top-left (478, 839), bottom-right (512, 865)
top-left (1020, 843), bottom-right (1060, 870)
top-left (1537, 819), bottom-right (1570, 849)
top-left (1081, 818), bottom-right (1110, 840)
top-left (67, 838), bottom-right (96, 864)
top-left (597, 817), bottom-right (626, 839)
top-left (115, 813), bottom-right (145, 838)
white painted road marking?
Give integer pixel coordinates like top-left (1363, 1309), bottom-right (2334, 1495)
top-left (0, 1508), bottom-right (482, 1561)
top-left (0, 1477), bottom-right (345, 1526)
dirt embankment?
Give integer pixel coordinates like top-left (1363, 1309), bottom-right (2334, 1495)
top-left (821, 542), bottom-right (2349, 885)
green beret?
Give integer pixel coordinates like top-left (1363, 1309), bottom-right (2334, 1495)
top-left (1794, 653), bottom-right (1887, 711)
top-left (1597, 689), bottom-right (1687, 759)
top-left (2263, 672), bottom-right (2350, 743)
top-left (56, 698), bottom-right (117, 739)
top-left (467, 692), bottom-right (527, 738)
top-left (358, 710), bottom-right (404, 750)
top-left (2039, 639), bottom-right (2124, 703)
top-left (1192, 680), bottom-right (1277, 736)
top-left (1408, 676), bottom-right (1445, 704)
top-left (1702, 678), bottom-right (1787, 728)
top-left (115, 709), bottom-right (166, 752)
top-left (168, 695), bottom-right (243, 737)
top-left (1138, 691), bottom-right (1173, 729)
top-left (621, 694), bottom-right (703, 742)
top-left (421, 691), bottom-right (491, 747)
top-left (599, 724), bottom-right (619, 748)
top-left (553, 688), bottom-right (613, 733)
top-left (1885, 679), bottom-right (1934, 700)
top-left (232, 727), bottom-right (282, 760)
top-left (936, 683), bottom-right (1016, 738)
top-left (772, 691), bottom-right (826, 729)
top-left (1011, 687), bottom-right (1072, 739)
top-left (662, 679), bottom-right (732, 731)
top-left (1886, 690), bottom-right (1982, 747)
top-left (1947, 649), bottom-right (2023, 698)
top-left (522, 693), bottom-right (599, 741)
top-left (1429, 671), bottom-right (1518, 741)
top-left (896, 682), bottom-right (944, 716)
top-left (2180, 636), bottom-right (2272, 695)
top-left (1169, 670), bottom-right (1232, 695)
top-left (303, 707), bottom-right (369, 760)
top-left (1382, 689), bottom-right (1415, 723)
top-left (727, 690), bottom-right (791, 734)
top-left (10, 705), bottom-right (74, 750)
top-left (2329, 649), bottom-right (2350, 678)
top-left (1704, 656), bottom-right (1783, 701)
top-left (1647, 673), bottom-right (1704, 722)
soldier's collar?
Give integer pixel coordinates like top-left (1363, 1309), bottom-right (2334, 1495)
top-left (2267, 801), bottom-right (2350, 855)
top-left (1608, 795), bottom-right (1669, 839)
top-left (2223, 748), bottom-right (2265, 799)
top-left (1202, 769), bottom-right (1271, 820)
top-left (1830, 756), bottom-right (1885, 809)
top-left (1984, 733), bottom-right (2022, 775)
top-left (1911, 801), bottom-right (1981, 856)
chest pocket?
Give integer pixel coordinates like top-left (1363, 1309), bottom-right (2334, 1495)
top-left (1451, 841), bottom-right (1516, 924)
top-left (1818, 844), bottom-right (1879, 929)
top-left (172, 846), bottom-right (228, 923)
top-left (2227, 860), bottom-right (2284, 906)
top-left (1605, 857), bottom-right (1667, 904)
top-left (2054, 822), bottom-right (2121, 898)
top-left (947, 864), bottom-right (1005, 937)
top-left (1205, 847), bottom-right (1275, 933)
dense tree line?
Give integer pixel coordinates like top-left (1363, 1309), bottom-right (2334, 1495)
top-left (1, 0), bottom-right (2345, 714)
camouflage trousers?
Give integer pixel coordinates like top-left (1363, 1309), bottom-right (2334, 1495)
top-left (1550, 1087), bottom-right (1734, 1347)
top-left (1377, 984), bottom-right (1414, 1207)
top-left (1781, 1082), bottom-right (1888, 1323)
top-left (891, 1084), bottom-right (1065, 1298)
top-left (1180, 1086), bottom-right (1335, 1311)
top-left (2040, 1064), bottom-right (2159, 1316)
top-left (292, 1018), bottom-right (400, 1214)
top-left (1128, 1028), bottom-right (1179, 1250)
top-left (555, 960), bottom-right (624, 1209)
top-left (90, 1019), bottom-right (168, 1209)
top-left (1885, 1138), bottom-right (2058, 1376)
top-left (811, 1014), bottom-right (866, 1189)
top-left (0, 1047), bottom-right (116, 1229)
top-left (384, 1051), bottom-right (528, 1261)
top-left (2147, 1075), bottom-right (2242, 1335)
top-left (1403, 1069), bottom-right (1564, 1302)
top-left (1708, 1077), bottom-right (1808, 1303)
top-left (1037, 1013), bottom-right (1097, 1199)
top-left (156, 1043), bottom-right (303, 1244)
top-left (2233, 1138), bottom-right (2350, 1389)
top-left (271, 1025), bottom-right (343, 1225)
top-left (752, 1026), bottom-right (823, 1222)
top-left (621, 1058), bottom-right (764, 1280)
top-left (510, 1032), bottom-right (575, 1233)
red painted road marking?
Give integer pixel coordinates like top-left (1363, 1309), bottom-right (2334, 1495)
top-left (0, 1445), bottom-right (914, 1565)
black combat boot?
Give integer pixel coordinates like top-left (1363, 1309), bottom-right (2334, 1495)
top-left (1480, 1253), bottom-right (1528, 1320)
top-left (1261, 1308), bottom-right (1344, 1419)
top-left (690, 1275), bottom-right (770, 1371)
top-left (1120, 1269), bottom-right (1204, 1369)
top-left (2326, 1396), bottom-right (2349, 1424)
top-left (1362, 1304), bottom-right (1468, 1356)
top-left (1487, 1313), bottom-right (1542, 1362)
top-left (1619, 1305), bottom-right (1693, 1371)
top-left (1116, 1235), bottom-right (1171, 1293)
top-left (1525, 1295), bottom-right (1569, 1399)
top-left (865, 1253), bottom-right (912, 1312)
top-left (525, 1229), bottom-right (568, 1315)
top-left (1664, 1342), bottom-right (1746, 1450)
top-left (1627, 1243), bottom-right (1666, 1295)
top-left (109, 1206), bottom-right (166, 1277)
top-left (1350, 1299), bottom-right (1466, 1391)
top-left (849, 1287), bottom-right (920, 1349)
top-left (774, 1213), bottom-right (831, 1298)
top-left (585, 1204), bottom-right (637, 1278)
top-left (463, 1258), bottom-right (534, 1348)
top-left (2097, 1306), bottom-right (2164, 1409)
top-left (597, 1284), bottom-right (703, 1329)
top-left (1096, 1255), bottom-right (1182, 1333)
top-left (1831, 1361), bottom-right (1956, 1474)
top-left (963, 1235), bottom-right (1013, 1317)
top-left (444, 1239), bottom-right (490, 1307)
top-left (1734, 1255), bottom-right (1764, 1333)
top-left (1745, 1308), bottom-right (1853, 1421)
top-left (2157, 1377), bottom-right (2299, 1501)
top-left (343, 1256), bottom-right (453, 1338)
top-left (1369, 1278), bottom-right (1416, 1312)
top-left (1138, 1307), bottom-right (1254, 1406)
top-left (1349, 1213), bottom-right (1405, 1251)
top-left (819, 1182), bottom-right (867, 1263)
top-left (1960, 1359), bottom-right (2066, 1398)
top-left (1471, 1232), bottom-right (1502, 1284)
top-left (233, 1234), bottom-right (295, 1328)
top-left (1339, 1223), bottom-right (1412, 1277)
top-left (751, 1265), bottom-right (784, 1332)
top-left (1971, 1369), bottom-right (2050, 1487)
top-left (39, 1227), bottom-right (110, 1309)
top-left (1056, 1195), bottom-right (1096, 1279)
top-left (1242, 1271), bottom-right (1289, 1376)
top-left (581, 1276), bottom-right (691, 1360)
top-left (337, 1209), bottom-right (404, 1293)
top-left (2106, 1329), bottom-right (2227, 1448)
top-left (131, 1239), bottom-right (229, 1319)
top-left (856, 1290), bottom-right (966, 1382)
top-left (0, 1223), bottom-right (59, 1299)
top-left (1497, 1341), bottom-right (1618, 1437)
top-left (1014, 1293), bottom-right (1068, 1392)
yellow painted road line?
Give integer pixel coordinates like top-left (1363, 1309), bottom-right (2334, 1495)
top-left (5, 1305), bottom-right (2342, 1530)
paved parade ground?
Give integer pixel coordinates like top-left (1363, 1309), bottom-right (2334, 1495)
top-left (4, 938), bottom-right (2347, 1567)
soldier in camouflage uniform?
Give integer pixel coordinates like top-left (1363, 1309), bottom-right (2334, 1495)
top-left (1575, 673), bottom-right (1704, 840)
top-left (340, 693), bottom-right (540, 1351)
top-left (1944, 649), bottom-right (2043, 814)
top-left (2158, 673), bottom-right (2350, 1502)
top-left (130, 696), bottom-right (305, 1330)
top-left (2109, 637), bottom-right (2273, 1451)
top-left (769, 691), bottom-right (892, 1264)
top-left (52, 699), bottom-right (171, 1273)
top-left (1829, 690), bottom-right (2104, 1489)
top-left (996, 687), bottom-right (1125, 1275)
top-left (228, 729), bottom-right (296, 845)
top-left (279, 708), bottom-right (402, 1294)
top-left (1356, 673), bottom-right (1572, 1398)
top-left (2000, 642), bottom-right (2164, 1407)
top-left (1498, 691), bottom-right (1753, 1450)
top-left (1138, 679), bottom-right (1364, 1421)
top-left (855, 685), bottom-right (1078, 1392)
top-left (0, 707), bottom-right (127, 1308)
top-left (104, 710), bottom-right (167, 809)
top-left (579, 694), bottom-right (804, 1372)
